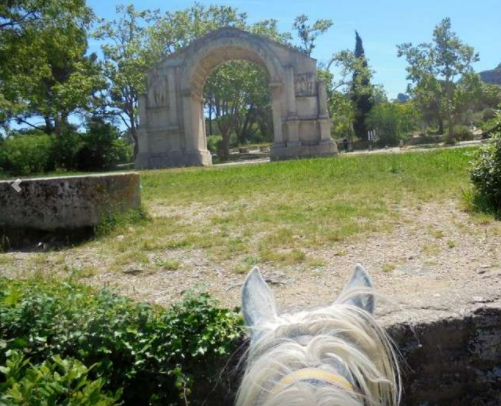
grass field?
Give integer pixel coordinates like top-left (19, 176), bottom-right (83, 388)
top-left (5, 146), bottom-right (501, 309)
top-left (86, 147), bottom-right (476, 272)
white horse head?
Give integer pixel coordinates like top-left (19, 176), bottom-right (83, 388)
top-left (236, 264), bottom-right (401, 406)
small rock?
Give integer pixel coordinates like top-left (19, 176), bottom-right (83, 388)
top-left (472, 296), bottom-right (485, 303)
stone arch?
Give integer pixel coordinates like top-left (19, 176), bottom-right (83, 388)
top-left (135, 27), bottom-right (337, 169)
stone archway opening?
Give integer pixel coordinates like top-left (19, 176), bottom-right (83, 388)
top-left (135, 27), bottom-right (338, 169)
top-left (181, 42), bottom-right (284, 167)
top-left (202, 59), bottom-right (274, 161)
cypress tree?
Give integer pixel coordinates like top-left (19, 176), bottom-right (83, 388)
top-left (352, 31), bottom-right (374, 141)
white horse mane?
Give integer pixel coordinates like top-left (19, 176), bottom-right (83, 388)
top-left (236, 265), bottom-right (401, 406)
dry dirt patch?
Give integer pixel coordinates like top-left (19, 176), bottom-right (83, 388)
top-left (2, 198), bottom-right (500, 323)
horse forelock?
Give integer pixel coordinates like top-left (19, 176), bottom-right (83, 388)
top-left (236, 304), bottom-right (401, 406)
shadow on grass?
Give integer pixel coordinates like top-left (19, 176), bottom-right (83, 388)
top-left (1, 206), bottom-right (150, 253)
top-left (462, 189), bottom-right (501, 221)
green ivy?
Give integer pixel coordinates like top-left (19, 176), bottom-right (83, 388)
top-left (0, 278), bottom-right (244, 406)
top-left (0, 351), bottom-right (121, 406)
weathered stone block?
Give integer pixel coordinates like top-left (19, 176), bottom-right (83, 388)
top-left (0, 173), bottom-right (141, 246)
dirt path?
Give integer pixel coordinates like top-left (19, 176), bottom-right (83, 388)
top-left (4, 198), bottom-right (499, 325)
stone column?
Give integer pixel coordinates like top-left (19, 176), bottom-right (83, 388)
top-left (285, 120), bottom-right (300, 147)
top-left (167, 70), bottom-right (178, 126)
top-left (138, 94), bottom-right (147, 126)
top-left (182, 91), bottom-right (197, 153)
top-left (286, 67), bottom-right (297, 118)
top-left (317, 80), bottom-right (333, 144)
top-left (200, 98), bottom-right (207, 150)
top-left (134, 94), bottom-right (150, 168)
top-left (270, 83), bottom-right (285, 148)
top-left (180, 90), bottom-right (212, 166)
top-left (317, 81), bottom-right (329, 119)
top-left (285, 67), bottom-right (300, 147)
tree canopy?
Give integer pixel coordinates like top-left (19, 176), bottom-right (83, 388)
top-left (1, 3), bottom-right (497, 165)
top-left (398, 18), bottom-right (481, 139)
top-left (0, 0), bottom-right (103, 135)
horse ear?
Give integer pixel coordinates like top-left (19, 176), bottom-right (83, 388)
top-left (242, 267), bottom-right (277, 329)
top-left (339, 264), bottom-right (375, 314)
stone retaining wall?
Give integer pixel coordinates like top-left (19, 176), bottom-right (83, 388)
top-left (197, 305), bottom-right (501, 406)
top-left (388, 306), bottom-right (501, 405)
top-left (0, 173), bottom-right (141, 247)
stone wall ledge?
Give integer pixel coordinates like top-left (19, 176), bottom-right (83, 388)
top-left (0, 173), bottom-right (141, 248)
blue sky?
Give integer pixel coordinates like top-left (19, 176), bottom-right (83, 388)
top-left (88, 0), bottom-right (501, 98)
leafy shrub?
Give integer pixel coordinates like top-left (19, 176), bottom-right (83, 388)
top-left (365, 102), bottom-right (418, 147)
top-left (76, 119), bottom-right (131, 171)
top-left (206, 135), bottom-right (223, 154)
top-left (0, 278), bottom-right (244, 406)
top-left (483, 107), bottom-right (501, 137)
top-left (0, 134), bottom-right (54, 176)
top-left (470, 129), bottom-right (501, 215)
top-left (444, 125), bottom-right (474, 145)
top-left (0, 351), bottom-right (120, 406)
top-left (0, 120), bottom-right (132, 177)
top-left (51, 129), bottom-right (83, 169)
top-left (453, 125), bottom-right (474, 141)
top-left (483, 107), bottom-right (497, 122)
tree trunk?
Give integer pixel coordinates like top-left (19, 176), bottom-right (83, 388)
top-left (447, 107), bottom-right (454, 140)
top-left (44, 116), bottom-right (53, 134)
top-left (221, 130), bottom-right (231, 160)
top-left (438, 117), bottom-right (444, 135)
top-left (54, 112), bottom-right (70, 137)
top-left (208, 104), bottom-right (213, 136)
top-left (446, 78), bottom-right (454, 139)
top-left (54, 115), bottom-right (62, 137)
top-left (130, 126), bottom-right (138, 158)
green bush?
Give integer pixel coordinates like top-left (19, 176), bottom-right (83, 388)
top-left (452, 125), bottom-right (474, 141)
top-left (483, 107), bottom-right (497, 122)
top-left (483, 107), bottom-right (501, 137)
top-left (0, 120), bottom-right (133, 177)
top-left (470, 128), bottom-right (501, 215)
top-left (0, 134), bottom-right (54, 176)
top-left (0, 351), bottom-right (120, 406)
top-left (365, 101), bottom-right (418, 147)
top-left (206, 135), bottom-right (223, 154)
top-left (0, 278), bottom-right (243, 406)
top-left (51, 129), bottom-right (83, 170)
top-left (76, 119), bottom-right (131, 171)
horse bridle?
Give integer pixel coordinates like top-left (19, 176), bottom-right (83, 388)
top-left (266, 368), bottom-right (356, 400)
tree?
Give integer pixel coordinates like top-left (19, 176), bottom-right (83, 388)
top-left (94, 5), bottom-right (161, 157)
top-left (150, 4), bottom-right (247, 53)
top-left (293, 14), bottom-right (333, 56)
top-left (398, 18), bottom-right (481, 139)
top-left (0, 0), bottom-right (103, 135)
top-left (351, 31), bottom-right (374, 141)
top-left (322, 49), bottom-right (374, 140)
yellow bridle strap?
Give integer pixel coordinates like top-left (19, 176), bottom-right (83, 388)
top-left (267, 368), bottom-right (355, 399)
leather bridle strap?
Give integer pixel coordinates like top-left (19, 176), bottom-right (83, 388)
top-left (266, 368), bottom-right (355, 400)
